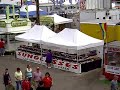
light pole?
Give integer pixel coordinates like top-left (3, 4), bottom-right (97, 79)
top-left (36, 0), bottom-right (40, 25)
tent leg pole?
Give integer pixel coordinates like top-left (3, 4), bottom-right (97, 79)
top-left (77, 50), bottom-right (79, 63)
top-left (40, 44), bottom-right (42, 61)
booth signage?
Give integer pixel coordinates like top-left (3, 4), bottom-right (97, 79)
top-left (11, 20), bottom-right (28, 27)
top-left (108, 47), bottom-right (120, 52)
top-left (105, 65), bottom-right (120, 75)
top-left (16, 51), bottom-right (81, 73)
top-left (52, 59), bottom-right (80, 73)
top-left (16, 51), bottom-right (41, 62)
top-left (0, 21), bottom-right (6, 28)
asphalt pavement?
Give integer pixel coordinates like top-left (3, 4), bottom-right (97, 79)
top-left (0, 55), bottom-right (110, 90)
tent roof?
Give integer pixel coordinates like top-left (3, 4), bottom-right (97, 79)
top-left (15, 25), bottom-right (56, 43)
top-left (46, 14), bottom-right (73, 25)
top-left (20, 5), bottom-right (44, 12)
top-left (63, 1), bottom-right (71, 5)
top-left (46, 28), bottom-right (104, 50)
top-left (20, 5), bottom-right (48, 17)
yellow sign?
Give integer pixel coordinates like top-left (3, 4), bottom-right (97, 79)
top-left (40, 16), bottom-right (54, 26)
top-left (0, 21), bottom-right (6, 28)
top-left (11, 20), bottom-right (28, 27)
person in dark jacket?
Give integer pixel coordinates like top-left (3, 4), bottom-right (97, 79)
top-left (3, 68), bottom-right (11, 87)
top-left (46, 50), bottom-right (52, 68)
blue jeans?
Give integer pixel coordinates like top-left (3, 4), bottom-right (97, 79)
top-left (16, 81), bottom-right (21, 90)
top-left (0, 48), bottom-right (5, 55)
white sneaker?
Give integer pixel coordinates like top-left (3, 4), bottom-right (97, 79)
top-left (48, 67), bottom-right (51, 68)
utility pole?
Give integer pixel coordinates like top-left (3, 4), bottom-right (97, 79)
top-left (21, 0), bottom-right (22, 6)
top-left (36, 0), bottom-right (40, 25)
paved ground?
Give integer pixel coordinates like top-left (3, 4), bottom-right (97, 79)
top-left (0, 55), bottom-right (110, 90)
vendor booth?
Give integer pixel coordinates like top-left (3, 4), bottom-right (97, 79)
top-left (104, 41), bottom-right (120, 80)
top-left (15, 26), bottom-right (104, 73)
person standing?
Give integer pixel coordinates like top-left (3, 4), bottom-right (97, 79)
top-left (0, 38), bottom-right (5, 56)
top-left (46, 50), bottom-right (53, 68)
top-left (22, 77), bottom-right (31, 90)
top-left (15, 68), bottom-right (23, 90)
top-left (6, 80), bottom-right (15, 90)
top-left (25, 65), bottom-right (32, 82)
top-left (43, 72), bottom-right (52, 90)
top-left (33, 67), bottom-right (42, 89)
top-left (3, 68), bottom-right (11, 87)
top-left (111, 75), bottom-right (119, 90)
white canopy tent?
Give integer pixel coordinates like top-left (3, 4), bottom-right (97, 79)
top-left (20, 5), bottom-right (44, 12)
top-left (46, 14), bottom-right (73, 25)
top-left (46, 28), bottom-right (104, 50)
top-left (63, 0), bottom-right (71, 5)
top-left (45, 28), bottom-right (104, 62)
top-left (15, 25), bottom-right (56, 43)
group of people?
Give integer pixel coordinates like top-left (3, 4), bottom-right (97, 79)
top-left (0, 38), bottom-right (5, 56)
top-left (3, 65), bottom-right (53, 90)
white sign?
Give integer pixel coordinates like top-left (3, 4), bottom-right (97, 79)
top-left (16, 51), bottom-right (41, 63)
top-left (16, 51), bottom-right (81, 73)
top-left (52, 59), bottom-right (81, 73)
top-left (105, 65), bottom-right (120, 75)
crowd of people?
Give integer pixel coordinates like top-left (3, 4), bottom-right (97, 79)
top-left (3, 65), bottom-right (53, 90)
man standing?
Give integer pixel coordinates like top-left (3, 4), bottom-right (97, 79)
top-left (33, 67), bottom-right (42, 89)
top-left (0, 38), bottom-right (5, 56)
top-left (111, 75), bottom-right (119, 90)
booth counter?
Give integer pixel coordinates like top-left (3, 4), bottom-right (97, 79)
top-left (16, 45), bottom-right (102, 73)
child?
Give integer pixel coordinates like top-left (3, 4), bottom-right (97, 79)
top-left (22, 77), bottom-right (31, 90)
top-left (43, 72), bottom-right (52, 90)
top-left (6, 80), bottom-right (15, 90)
top-left (36, 81), bottom-right (44, 90)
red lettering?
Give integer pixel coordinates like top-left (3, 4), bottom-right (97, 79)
top-left (72, 64), bottom-right (78, 69)
top-left (22, 53), bottom-right (27, 57)
top-left (53, 59), bottom-right (57, 64)
top-left (58, 61), bottom-right (64, 66)
top-left (18, 51), bottom-right (21, 56)
top-left (27, 54), bottom-right (33, 58)
top-left (65, 63), bottom-right (71, 67)
top-left (34, 55), bottom-right (39, 60)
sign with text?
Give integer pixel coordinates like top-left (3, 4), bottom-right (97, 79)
top-left (11, 20), bottom-right (28, 27)
top-left (0, 21), bottom-right (6, 28)
top-left (105, 65), bottom-right (120, 75)
top-left (108, 47), bottom-right (120, 52)
top-left (16, 51), bottom-right (41, 63)
top-left (16, 51), bottom-right (81, 73)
